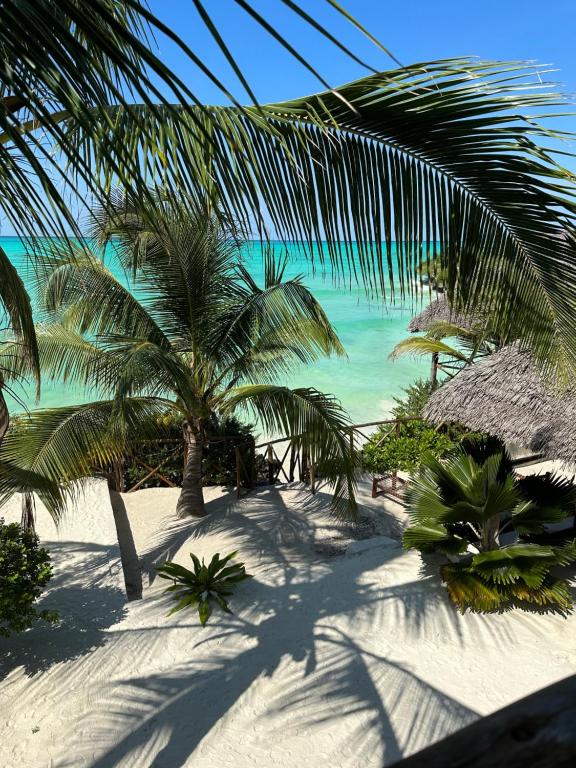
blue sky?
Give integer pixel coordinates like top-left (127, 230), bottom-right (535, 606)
top-left (147, 0), bottom-right (576, 104)
top-left (3, 0), bottom-right (576, 236)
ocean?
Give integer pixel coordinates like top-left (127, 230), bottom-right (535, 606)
top-left (3, 237), bottom-right (430, 425)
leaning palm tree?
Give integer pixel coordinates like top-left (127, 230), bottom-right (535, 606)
top-left (0, 195), bottom-right (358, 518)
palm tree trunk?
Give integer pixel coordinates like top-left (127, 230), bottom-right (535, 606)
top-left (0, 387), bottom-right (9, 446)
top-left (176, 422), bottom-right (206, 518)
top-left (480, 516), bottom-right (500, 551)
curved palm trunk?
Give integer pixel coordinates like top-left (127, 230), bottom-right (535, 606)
top-left (0, 387), bottom-right (9, 445)
top-left (176, 422), bottom-right (206, 518)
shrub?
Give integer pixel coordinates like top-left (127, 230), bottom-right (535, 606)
top-left (0, 519), bottom-right (58, 636)
top-left (121, 413), bottom-right (256, 490)
top-left (157, 550), bottom-right (252, 626)
top-left (363, 419), bottom-right (458, 474)
top-left (362, 379), bottom-right (482, 475)
top-left (403, 438), bottom-right (576, 614)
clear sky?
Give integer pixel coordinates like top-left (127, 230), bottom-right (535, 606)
top-left (146, 0), bottom-right (576, 104)
top-left (3, 0), bottom-right (576, 236)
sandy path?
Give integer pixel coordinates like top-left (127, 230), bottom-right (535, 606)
top-left (1, 482), bottom-right (575, 767)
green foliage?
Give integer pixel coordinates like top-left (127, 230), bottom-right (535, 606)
top-left (157, 551), bottom-right (252, 627)
top-left (0, 519), bottom-right (58, 637)
top-left (121, 414), bottom-right (256, 490)
top-left (403, 438), bottom-right (576, 614)
top-left (391, 379), bottom-right (436, 419)
top-left (362, 379), bottom-right (471, 474)
top-left (363, 420), bottom-right (458, 475)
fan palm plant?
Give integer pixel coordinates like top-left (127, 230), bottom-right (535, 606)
top-left (403, 438), bottom-right (576, 613)
top-left (0, 194), bottom-right (358, 518)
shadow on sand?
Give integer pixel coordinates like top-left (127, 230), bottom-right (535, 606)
top-left (56, 486), bottom-right (503, 767)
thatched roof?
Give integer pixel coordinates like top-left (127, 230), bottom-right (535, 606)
top-left (407, 295), bottom-right (484, 333)
top-left (423, 343), bottom-right (576, 465)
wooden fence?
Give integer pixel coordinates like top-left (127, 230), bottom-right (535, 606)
top-left (106, 417), bottom-right (422, 497)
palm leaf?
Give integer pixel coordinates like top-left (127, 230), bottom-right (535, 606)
top-left (222, 384), bottom-right (358, 517)
top-left (389, 337), bottom-right (471, 364)
top-left (0, 397), bottom-right (174, 517)
top-left (57, 59), bottom-right (576, 375)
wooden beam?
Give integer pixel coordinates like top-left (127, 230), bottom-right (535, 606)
top-left (394, 675), bottom-right (576, 768)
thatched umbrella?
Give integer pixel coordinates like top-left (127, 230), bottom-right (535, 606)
top-left (408, 295), bottom-right (485, 333)
top-left (424, 342), bottom-right (576, 464)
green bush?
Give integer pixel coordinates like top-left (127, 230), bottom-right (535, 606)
top-left (390, 378), bottom-right (436, 419)
top-left (157, 550), bottom-right (252, 626)
top-left (0, 519), bottom-right (58, 637)
top-left (121, 413), bottom-right (256, 490)
top-left (363, 420), bottom-right (458, 474)
top-left (362, 379), bottom-right (482, 475)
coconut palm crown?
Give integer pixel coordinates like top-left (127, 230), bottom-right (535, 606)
top-left (0, 194), bottom-right (358, 518)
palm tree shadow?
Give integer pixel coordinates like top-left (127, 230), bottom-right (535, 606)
top-left (1, 541), bottom-right (127, 678)
top-left (67, 541), bottom-right (507, 768)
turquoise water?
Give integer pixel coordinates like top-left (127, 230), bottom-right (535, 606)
top-left (3, 238), bottom-right (429, 424)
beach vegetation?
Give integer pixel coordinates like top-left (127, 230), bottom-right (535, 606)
top-left (0, 518), bottom-right (58, 636)
top-left (403, 437), bottom-right (576, 614)
top-left (157, 551), bottom-right (252, 627)
top-left (120, 414), bottom-right (256, 491)
top-left (362, 380), bottom-right (479, 475)
top-left (0, 195), bottom-right (358, 518)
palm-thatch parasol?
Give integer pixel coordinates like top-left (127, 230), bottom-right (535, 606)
top-left (423, 342), bottom-right (576, 464)
top-left (408, 295), bottom-right (485, 333)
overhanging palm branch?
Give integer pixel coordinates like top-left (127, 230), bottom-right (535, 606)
top-left (222, 384), bottom-right (357, 517)
top-left (57, 60), bottom-right (576, 377)
top-left (1, 0), bottom-right (388, 239)
top-left (0, 397), bottom-right (172, 516)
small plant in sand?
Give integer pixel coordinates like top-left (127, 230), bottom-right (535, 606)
top-left (0, 518), bottom-right (59, 636)
top-left (157, 551), bottom-right (252, 626)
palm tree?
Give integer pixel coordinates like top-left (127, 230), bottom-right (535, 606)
top-left (0, 194), bottom-right (358, 518)
top-left (403, 438), bottom-right (576, 613)
top-left (390, 319), bottom-right (502, 385)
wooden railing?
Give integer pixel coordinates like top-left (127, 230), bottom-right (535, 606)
top-left (246, 417), bottom-right (423, 499)
top-left (106, 417), bottom-right (423, 496)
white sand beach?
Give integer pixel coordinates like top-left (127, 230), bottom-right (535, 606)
top-left (2, 479), bottom-right (576, 767)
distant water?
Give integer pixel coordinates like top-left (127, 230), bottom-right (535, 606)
top-left (3, 238), bottom-right (430, 424)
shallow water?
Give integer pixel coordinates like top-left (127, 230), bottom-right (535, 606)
top-left (3, 238), bottom-right (430, 424)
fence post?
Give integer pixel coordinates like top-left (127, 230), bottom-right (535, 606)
top-left (392, 420), bottom-right (401, 491)
top-left (289, 443), bottom-right (297, 482)
top-left (267, 444), bottom-right (275, 485)
top-left (235, 445), bottom-right (242, 499)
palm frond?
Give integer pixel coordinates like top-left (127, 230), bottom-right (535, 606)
top-left (57, 59), bottom-right (576, 374)
top-left (29, 242), bottom-right (169, 346)
top-left (389, 337), bottom-right (471, 364)
top-left (222, 384), bottom-right (358, 517)
top-left (0, 397), bottom-right (175, 517)
top-left (0, 246), bottom-right (38, 390)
